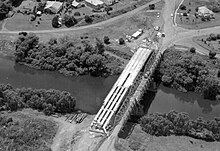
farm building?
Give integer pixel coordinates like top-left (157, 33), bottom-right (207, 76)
top-left (197, 6), bottom-right (214, 17)
top-left (44, 1), bottom-right (63, 14)
top-left (72, 1), bottom-right (81, 8)
top-left (85, 0), bottom-right (104, 9)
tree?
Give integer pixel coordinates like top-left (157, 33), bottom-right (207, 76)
top-left (189, 47), bottom-right (196, 53)
top-left (180, 4), bottom-right (186, 10)
top-left (52, 15), bottom-right (60, 28)
top-left (95, 38), bottom-right (105, 54)
top-left (84, 15), bottom-right (93, 23)
top-left (74, 11), bottom-right (80, 16)
top-left (0, 1), bottom-right (12, 19)
top-left (149, 4), bottom-right (155, 10)
top-left (209, 51), bottom-right (216, 59)
top-left (209, 33), bottom-right (217, 41)
top-left (63, 14), bottom-right (77, 27)
top-left (119, 38), bottom-right (125, 45)
top-left (104, 36), bottom-right (110, 44)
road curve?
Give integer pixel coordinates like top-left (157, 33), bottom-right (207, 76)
top-left (0, 0), bottom-right (160, 35)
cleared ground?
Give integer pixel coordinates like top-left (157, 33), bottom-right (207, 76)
top-left (116, 124), bottom-right (220, 151)
top-left (176, 0), bottom-right (220, 29)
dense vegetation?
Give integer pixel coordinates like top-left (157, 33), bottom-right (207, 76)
top-left (14, 32), bottom-right (122, 77)
top-left (158, 48), bottom-right (220, 100)
top-left (0, 84), bottom-right (76, 115)
top-left (140, 111), bottom-right (220, 141)
top-left (0, 0), bottom-right (23, 19)
top-left (0, 115), bottom-right (56, 151)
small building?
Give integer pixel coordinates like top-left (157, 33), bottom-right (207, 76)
top-left (72, 1), bottom-right (81, 8)
top-left (85, 0), bottom-right (104, 9)
top-left (102, 0), bottom-right (116, 6)
top-left (131, 29), bottom-right (143, 39)
top-left (197, 6), bottom-right (214, 17)
top-left (44, 1), bottom-right (63, 14)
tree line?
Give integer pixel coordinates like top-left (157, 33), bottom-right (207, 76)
top-left (0, 84), bottom-right (76, 115)
top-left (14, 32), bottom-right (122, 77)
top-left (140, 111), bottom-right (220, 141)
top-left (158, 48), bottom-right (220, 101)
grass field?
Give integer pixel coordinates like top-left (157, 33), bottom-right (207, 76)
top-left (193, 34), bottom-right (220, 53)
top-left (116, 124), bottom-right (220, 151)
top-left (176, 0), bottom-right (220, 29)
top-left (0, 110), bottom-right (58, 151)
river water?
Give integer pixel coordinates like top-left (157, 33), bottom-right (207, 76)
top-left (0, 56), bottom-right (220, 119)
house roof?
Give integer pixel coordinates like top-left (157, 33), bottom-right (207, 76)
top-left (132, 30), bottom-right (142, 38)
top-left (85, 0), bottom-right (104, 6)
top-left (198, 6), bottom-right (213, 14)
top-left (72, 1), bottom-right (80, 7)
top-left (45, 1), bottom-right (63, 13)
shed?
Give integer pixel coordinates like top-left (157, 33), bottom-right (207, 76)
top-left (85, 0), bottom-right (104, 9)
top-left (72, 1), bottom-right (80, 8)
top-left (45, 1), bottom-right (63, 14)
top-left (131, 29), bottom-right (143, 39)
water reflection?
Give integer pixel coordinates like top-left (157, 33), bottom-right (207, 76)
top-left (148, 85), bottom-right (220, 120)
top-left (161, 86), bottom-right (220, 114)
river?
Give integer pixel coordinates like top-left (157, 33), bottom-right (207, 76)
top-left (0, 56), bottom-right (220, 119)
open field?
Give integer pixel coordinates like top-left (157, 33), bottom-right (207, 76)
top-left (116, 124), bottom-right (220, 151)
top-left (176, 0), bottom-right (220, 29)
top-left (0, 109), bottom-right (58, 151)
top-left (193, 33), bottom-right (220, 53)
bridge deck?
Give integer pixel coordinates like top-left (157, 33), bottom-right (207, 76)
top-left (90, 47), bottom-right (154, 135)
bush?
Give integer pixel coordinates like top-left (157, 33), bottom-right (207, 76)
top-left (84, 15), bottom-right (93, 23)
top-left (103, 36), bottom-right (110, 44)
top-left (74, 11), bottom-right (80, 16)
top-left (189, 47), bottom-right (196, 53)
top-left (119, 38), bottom-right (125, 45)
top-left (180, 4), bottom-right (186, 10)
top-left (52, 15), bottom-right (60, 28)
top-left (149, 4), bottom-right (155, 10)
top-left (210, 33), bottom-right (217, 41)
top-left (63, 14), bottom-right (77, 27)
top-left (218, 70), bottom-right (220, 77)
top-left (183, 12), bottom-right (188, 16)
top-left (140, 111), bottom-right (220, 141)
top-left (209, 51), bottom-right (216, 59)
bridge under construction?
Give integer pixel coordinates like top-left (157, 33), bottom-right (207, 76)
top-left (90, 44), bottom-right (158, 135)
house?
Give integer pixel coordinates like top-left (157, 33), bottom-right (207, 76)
top-left (85, 0), bottom-right (104, 9)
top-left (131, 29), bottom-right (143, 39)
top-left (44, 1), bottom-right (63, 14)
top-left (72, 1), bottom-right (81, 8)
top-left (197, 6), bottom-right (214, 17)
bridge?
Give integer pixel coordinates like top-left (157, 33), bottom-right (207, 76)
top-left (90, 41), bottom-right (162, 136)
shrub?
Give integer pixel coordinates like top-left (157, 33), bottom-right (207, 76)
top-left (84, 15), bottom-right (93, 23)
top-left (119, 38), bottom-right (125, 45)
top-left (149, 4), bottom-right (155, 10)
top-left (180, 4), bottom-right (186, 10)
top-left (210, 33), bottom-right (217, 41)
top-left (209, 51), bottom-right (216, 59)
top-left (104, 36), bottom-right (110, 44)
top-left (74, 11), bottom-right (80, 16)
top-left (218, 70), bottom-right (220, 77)
top-left (183, 12), bottom-right (187, 16)
top-left (189, 47), bottom-right (196, 53)
top-left (52, 15), bottom-right (60, 28)
top-left (63, 14), bottom-right (77, 27)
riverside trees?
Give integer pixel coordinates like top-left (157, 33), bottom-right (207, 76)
top-left (158, 48), bottom-right (220, 100)
top-left (14, 33), bottom-right (121, 77)
top-left (0, 84), bottom-right (76, 115)
top-left (140, 111), bottom-right (220, 141)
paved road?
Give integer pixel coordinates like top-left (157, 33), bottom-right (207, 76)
top-left (0, 0), bottom-right (160, 34)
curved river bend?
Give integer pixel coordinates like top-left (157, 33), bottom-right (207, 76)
top-left (0, 56), bottom-right (220, 119)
